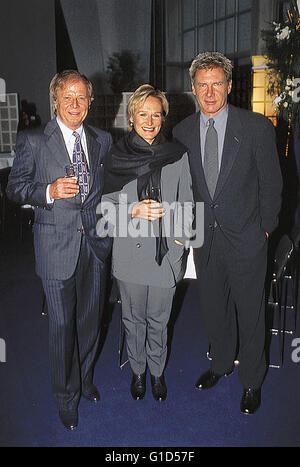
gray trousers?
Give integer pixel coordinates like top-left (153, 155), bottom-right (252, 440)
top-left (117, 280), bottom-right (176, 377)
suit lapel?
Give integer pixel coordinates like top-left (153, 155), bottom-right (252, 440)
top-left (44, 120), bottom-right (70, 169)
top-left (189, 113), bottom-right (211, 201)
top-left (214, 105), bottom-right (243, 200)
top-left (84, 124), bottom-right (102, 196)
top-left (44, 120), bottom-right (102, 202)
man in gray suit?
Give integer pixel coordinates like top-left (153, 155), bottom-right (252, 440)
top-left (7, 70), bottom-right (112, 430)
top-left (173, 52), bottom-right (282, 414)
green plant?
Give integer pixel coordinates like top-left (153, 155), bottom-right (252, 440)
top-left (107, 50), bottom-right (143, 94)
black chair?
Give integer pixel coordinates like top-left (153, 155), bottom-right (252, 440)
top-left (206, 232), bottom-right (299, 369)
top-left (0, 167), bottom-right (11, 233)
top-left (19, 204), bottom-right (34, 240)
top-left (41, 291), bottom-right (48, 316)
top-left (108, 278), bottom-right (128, 368)
top-left (268, 233), bottom-right (298, 368)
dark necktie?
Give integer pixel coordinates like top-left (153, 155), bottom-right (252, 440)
top-left (203, 118), bottom-right (219, 198)
top-left (72, 131), bottom-right (90, 202)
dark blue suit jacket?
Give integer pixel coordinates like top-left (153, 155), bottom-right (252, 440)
top-left (173, 105), bottom-right (283, 265)
top-left (7, 119), bottom-right (112, 280)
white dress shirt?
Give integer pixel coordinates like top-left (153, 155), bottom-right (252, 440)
top-left (46, 118), bottom-right (89, 203)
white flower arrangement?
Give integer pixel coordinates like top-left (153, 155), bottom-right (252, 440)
top-left (263, 1), bottom-right (300, 135)
top-left (273, 79), bottom-right (298, 109)
top-left (273, 23), bottom-right (291, 41)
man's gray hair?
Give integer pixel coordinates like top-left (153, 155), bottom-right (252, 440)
top-left (189, 52), bottom-right (233, 84)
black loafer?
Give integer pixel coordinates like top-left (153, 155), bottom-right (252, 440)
top-left (59, 408), bottom-right (78, 431)
top-left (150, 374), bottom-right (167, 402)
top-left (195, 368), bottom-right (233, 390)
top-left (130, 372), bottom-right (146, 400)
top-left (240, 387), bottom-right (261, 415)
top-left (82, 385), bottom-right (100, 403)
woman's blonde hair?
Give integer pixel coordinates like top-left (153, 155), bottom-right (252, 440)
top-left (127, 84), bottom-right (169, 131)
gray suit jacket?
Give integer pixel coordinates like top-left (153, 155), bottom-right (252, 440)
top-left (101, 152), bottom-right (193, 288)
top-left (7, 119), bottom-right (112, 280)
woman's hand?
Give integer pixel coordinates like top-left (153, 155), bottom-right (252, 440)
top-left (131, 199), bottom-right (165, 221)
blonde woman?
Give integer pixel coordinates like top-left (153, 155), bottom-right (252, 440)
top-left (102, 85), bottom-right (193, 402)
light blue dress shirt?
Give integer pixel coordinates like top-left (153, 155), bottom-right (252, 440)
top-left (200, 105), bottom-right (228, 170)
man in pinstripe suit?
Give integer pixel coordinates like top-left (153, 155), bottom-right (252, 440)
top-left (7, 70), bottom-right (112, 430)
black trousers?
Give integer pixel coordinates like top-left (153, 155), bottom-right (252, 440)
top-left (194, 232), bottom-right (268, 389)
top-left (42, 235), bottom-right (105, 410)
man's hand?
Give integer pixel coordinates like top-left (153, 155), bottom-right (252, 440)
top-left (49, 177), bottom-right (79, 200)
top-left (131, 199), bottom-right (165, 221)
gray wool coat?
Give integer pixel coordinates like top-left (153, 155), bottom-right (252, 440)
top-left (101, 152), bottom-right (194, 288)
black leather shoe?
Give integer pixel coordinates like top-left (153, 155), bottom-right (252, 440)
top-left (82, 385), bottom-right (100, 403)
top-left (240, 387), bottom-right (261, 415)
top-left (195, 368), bottom-right (233, 390)
top-left (58, 408), bottom-right (78, 431)
top-left (130, 372), bottom-right (146, 400)
top-left (150, 374), bottom-right (167, 402)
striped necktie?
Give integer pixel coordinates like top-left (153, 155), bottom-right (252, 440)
top-left (72, 131), bottom-right (90, 202)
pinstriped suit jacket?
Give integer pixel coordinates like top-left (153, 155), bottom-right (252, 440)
top-left (7, 119), bottom-right (112, 280)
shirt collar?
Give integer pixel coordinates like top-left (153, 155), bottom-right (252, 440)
top-left (56, 117), bottom-right (84, 142)
top-left (200, 105), bottom-right (228, 127)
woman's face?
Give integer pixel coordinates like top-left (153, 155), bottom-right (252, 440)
top-left (130, 96), bottom-right (163, 144)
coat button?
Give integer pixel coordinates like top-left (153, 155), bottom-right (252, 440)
top-left (100, 163), bottom-right (104, 167)
top-left (136, 243), bottom-right (141, 248)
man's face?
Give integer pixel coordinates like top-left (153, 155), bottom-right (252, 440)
top-left (55, 79), bottom-right (89, 130)
top-left (192, 67), bottom-right (232, 117)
